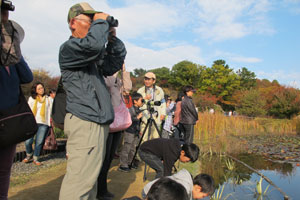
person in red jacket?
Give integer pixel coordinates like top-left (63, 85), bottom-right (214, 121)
top-left (123, 90), bottom-right (133, 108)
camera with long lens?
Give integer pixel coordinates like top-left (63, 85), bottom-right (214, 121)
top-left (146, 100), bottom-right (161, 115)
top-left (147, 100), bottom-right (161, 107)
top-left (137, 100), bottom-right (161, 116)
top-left (1, 0), bottom-right (15, 11)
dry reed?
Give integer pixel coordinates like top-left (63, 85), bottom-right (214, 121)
top-left (194, 112), bottom-right (296, 153)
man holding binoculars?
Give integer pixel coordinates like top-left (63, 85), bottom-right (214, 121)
top-left (59, 2), bottom-right (126, 200)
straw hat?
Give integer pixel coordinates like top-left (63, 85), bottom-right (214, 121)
top-left (11, 20), bottom-right (25, 43)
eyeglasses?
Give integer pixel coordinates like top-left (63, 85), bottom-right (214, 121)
top-left (74, 17), bottom-right (92, 24)
top-left (144, 77), bottom-right (154, 81)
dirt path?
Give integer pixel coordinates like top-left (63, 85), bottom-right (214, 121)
top-left (8, 159), bottom-right (156, 200)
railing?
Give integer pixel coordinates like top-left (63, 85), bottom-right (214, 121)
top-left (13, 139), bottom-right (67, 162)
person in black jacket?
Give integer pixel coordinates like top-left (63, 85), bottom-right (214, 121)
top-left (179, 85), bottom-right (198, 143)
top-left (119, 92), bottom-right (144, 172)
top-left (0, 4), bottom-right (33, 199)
top-left (139, 138), bottom-right (199, 178)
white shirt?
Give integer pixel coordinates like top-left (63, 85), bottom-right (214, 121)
top-left (27, 96), bottom-right (52, 126)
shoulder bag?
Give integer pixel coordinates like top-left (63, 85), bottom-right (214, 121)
top-left (43, 123), bottom-right (57, 150)
top-left (0, 88), bottom-right (38, 149)
top-left (109, 99), bottom-right (132, 133)
top-left (109, 76), bottom-right (132, 133)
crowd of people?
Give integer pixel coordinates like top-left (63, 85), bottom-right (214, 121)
top-left (0, 2), bottom-right (215, 200)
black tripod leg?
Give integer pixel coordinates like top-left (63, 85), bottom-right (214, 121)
top-left (151, 119), bottom-right (162, 138)
top-left (143, 119), bottom-right (163, 181)
top-left (129, 117), bottom-right (161, 181)
top-left (173, 165), bottom-right (177, 173)
top-left (143, 119), bottom-right (153, 181)
top-left (129, 119), bottom-right (150, 168)
top-left (143, 118), bottom-right (166, 182)
top-left (147, 119), bottom-right (152, 141)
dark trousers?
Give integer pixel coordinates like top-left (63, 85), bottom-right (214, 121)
top-left (97, 131), bottom-right (122, 196)
top-left (179, 123), bottom-right (194, 143)
top-left (139, 150), bottom-right (163, 179)
top-left (0, 144), bottom-right (16, 200)
top-left (119, 131), bottom-right (139, 168)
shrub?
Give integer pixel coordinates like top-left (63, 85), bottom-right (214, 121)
top-left (268, 86), bottom-right (300, 119)
top-left (236, 89), bottom-right (267, 117)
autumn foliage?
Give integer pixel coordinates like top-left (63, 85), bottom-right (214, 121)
top-left (22, 69), bottom-right (59, 98)
top-left (132, 60), bottom-right (300, 119)
top-left (26, 59), bottom-right (300, 119)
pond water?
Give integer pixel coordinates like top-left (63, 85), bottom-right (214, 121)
top-left (179, 153), bottom-right (300, 200)
top-left (210, 167), bottom-right (300, 200)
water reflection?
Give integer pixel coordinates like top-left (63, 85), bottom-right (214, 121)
top-left (178, 154), bottom-right (300, 199)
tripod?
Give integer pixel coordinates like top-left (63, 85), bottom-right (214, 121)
top-left (129, 106), bottom-right (161, 181)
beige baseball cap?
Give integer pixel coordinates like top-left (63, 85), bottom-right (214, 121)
top-left (144, 72), bottom-right (156, 80)
top-left (67, 2), bottom-right (101, 23)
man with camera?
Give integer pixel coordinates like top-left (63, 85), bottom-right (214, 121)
top-left (137, 72), bottom-right (166, 142)
top-left (59, 2), bottom-right (126, 200)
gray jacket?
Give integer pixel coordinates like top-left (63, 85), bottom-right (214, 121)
top-left (180, 95), bottom-right (198, 125)
top-left (59, 19), bottom-right (126, 124)
top-left (142, 168), bottom-right (194, 200)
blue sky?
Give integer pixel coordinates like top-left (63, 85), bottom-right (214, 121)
top-left (10, 0), bottom-right (300, 88)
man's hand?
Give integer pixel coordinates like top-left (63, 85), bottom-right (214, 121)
top-left (108, 27), bottom-right (116, 42)
top-left (137, 112), bottom-right (143, 119)
top-left (93, 12), bottom-right (109, 21)
top-left (109, 27), bottom-right (116, 36)
top-left (145, 95), bottom-right (152, 100)
top-left (160, 115), bottom-right (165, 121)
top-left (166, 101), bottom-right (170, 107)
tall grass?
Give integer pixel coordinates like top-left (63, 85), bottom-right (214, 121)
top-left (296, 116), bottom-right (300, 136)
top-left (194, 112), bottom-right (297, 153)
top-left (195, 112), bottom-right (296, 139)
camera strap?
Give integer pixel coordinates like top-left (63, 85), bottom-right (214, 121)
top-left (145, 85), bottom-right (156, 101)
top-left (115, 71), bottom-right (127, 105)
